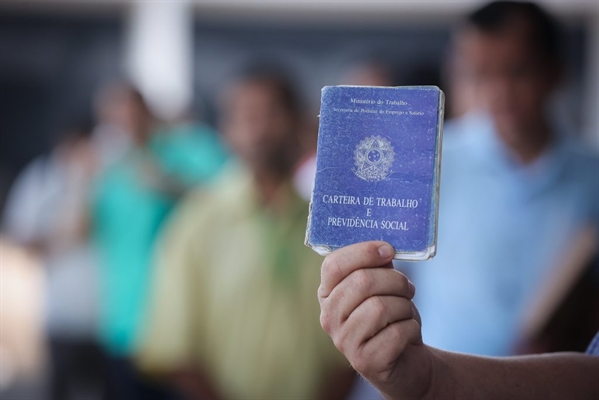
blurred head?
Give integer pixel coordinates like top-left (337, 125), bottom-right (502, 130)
top-left (94, 82), bottom-right (154, 144)
top-left (341, 61), bottom-right (394, 87)
top-left (453, 1), bottom-right (562, 147)
top-left (218, 68), bottom-right (302, 176)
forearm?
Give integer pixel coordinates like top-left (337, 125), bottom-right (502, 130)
top-left (423, 348), bottom-right (599, 400)
top-left (317, 242), bottom-right (599, 400)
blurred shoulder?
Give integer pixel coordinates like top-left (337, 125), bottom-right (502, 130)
top-left (441, 112), bottom-right (493, 156)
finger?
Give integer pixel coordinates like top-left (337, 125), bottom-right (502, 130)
top-left (412, 301), bottom-right (422, 327)
top-left (334, 296), bottom-right (415, 353)
top-left (351, 319), bottom-right (422, 377)
top-left (323, 269), bottom-right (414, 332)
top-left (319, 241), bottom-right (395, 301)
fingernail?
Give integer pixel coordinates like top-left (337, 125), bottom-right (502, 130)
top-left (408, 280), bottom-right (416, 297)
top-left (378, 244), bottom-right (393, 259)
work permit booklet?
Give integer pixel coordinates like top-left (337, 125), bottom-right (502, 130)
top-left (305, 85), bottom-right (444, 261)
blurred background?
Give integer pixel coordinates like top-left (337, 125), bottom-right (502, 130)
top-left (1, 1), bottom-right (598, 400)
top-left (1, 0), bottom-right (598, 198)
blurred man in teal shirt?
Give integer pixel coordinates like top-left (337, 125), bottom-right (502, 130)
top-left (92, 88), bottom-right (228, 399)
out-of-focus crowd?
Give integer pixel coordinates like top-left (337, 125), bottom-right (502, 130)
top-left (1, 2), bottom-right (598, 400)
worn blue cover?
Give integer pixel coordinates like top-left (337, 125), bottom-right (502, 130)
top-left (305, 85), bottom-right (444, 261)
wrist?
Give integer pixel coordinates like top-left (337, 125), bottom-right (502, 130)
top-left (421, 347), bottom-right (453, 400)
top-left (379, 344), bottom-right (439, 400)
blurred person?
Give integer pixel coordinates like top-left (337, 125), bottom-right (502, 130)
top-left (91, 87), bottom-right (228, 400)
top-left (2, 119), bottom-right (96, 253)
top-left (318, 241), bottom-right (599, 400)
top-left (340, 59), bottom-right (395, 87)
top-left (443, 41), bottom-right (479, 120)
top-left (90, 81), bottom-right (138, 169)
top-left (151, 111), bottom-right (229, 190)
top-left (137, 68), bottom-right (354, 400)
top-left (406, 0), bottom-right (599, 360)
top-left (2, 119), bottom-right (104, 400)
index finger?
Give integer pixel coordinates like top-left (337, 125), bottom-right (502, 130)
top-left (318, 241), bottom-right (395, 300)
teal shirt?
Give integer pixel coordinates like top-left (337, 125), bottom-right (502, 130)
top-left (93, 124), bottom-right (228, 355)
top-left (150, 123), bottom-right (230, 186)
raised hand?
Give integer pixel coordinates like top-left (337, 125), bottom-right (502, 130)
top-left (318, 241), bottom-right (433, 399)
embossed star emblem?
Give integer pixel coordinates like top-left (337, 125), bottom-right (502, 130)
top-left (353, 136), bottom-right (395, 182)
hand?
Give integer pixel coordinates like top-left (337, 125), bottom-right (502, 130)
top-left (318, 241), bottom-right (433, 399)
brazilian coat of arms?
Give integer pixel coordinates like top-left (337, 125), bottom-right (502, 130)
top-left (353, 135), bottom-right (395, 182)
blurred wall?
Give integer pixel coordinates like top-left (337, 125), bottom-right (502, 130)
top-left (193, 19), bottom-right (451, 124)
top-left (192, 16), bottom-right (587, 127)
top-left (0, 0), bottom-right (597, 213)
top-left (191, 0), bottom-right (598, 147)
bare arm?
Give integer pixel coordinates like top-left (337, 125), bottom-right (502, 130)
top-left (318, 242), bottom-right (599, 400)
top-left (426, 348), bottom-right (599, 400)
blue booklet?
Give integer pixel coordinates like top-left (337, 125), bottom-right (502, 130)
top-left (305, 85), bottom-right (444, 261)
